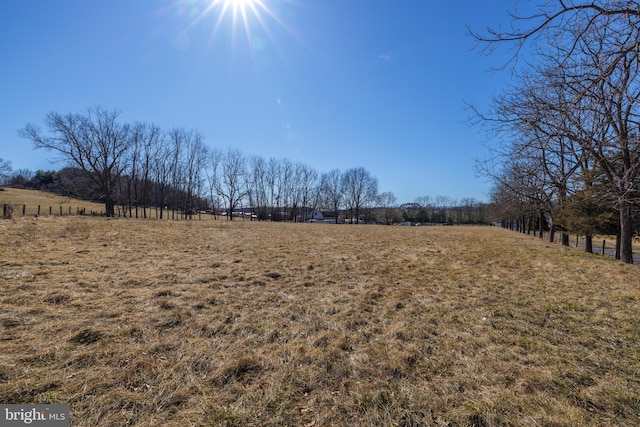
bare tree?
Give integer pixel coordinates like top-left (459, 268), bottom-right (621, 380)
top-left (296, 163), bottom-right (319, 222)
top-left (342, 167), bottom-right (378, 224)
top-left (20, 107), bottom-right (130, 216)
top-left (278, 158), bottom-right (295, 220)
top-left (135, 123), bottom-right (163, 218)
top-left (475, 68), bottom-right (581, 242)
top-left (0, 158), bottom-right (12, 185)
top-left (319, 169), bottom-right (344, 224)
top-left (471, 1), bottom-right (640, 80)
top-left (8, 169), bottom-right (34, 188)
top-left (153, 135), bottom-right (174, 219)
top-left (205, 149), bottom-right (222, 219)
top-left (247, 155), bottom-right (269, 220)
top-left (474, 1), bottom-right (640, 263)
top-left (209, 148), bottom-right (247, 221)
top-left (167, 128), bottom-right (186, 217)
top-left (266, 157), bottom-right (282, 220)
top-left (120, 123), bottom-right (143, 217)
top-left (179, 129), bottom-right (207, 218)
top-left (489, 179), bottom-right (527, 231)
top-left (378, 191), bottom-right (397, 225)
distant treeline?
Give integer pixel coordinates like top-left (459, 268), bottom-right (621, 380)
top-left (5, 166), bottom-right (490, 224)
top-left (8, 106), bottom-right (490, 224)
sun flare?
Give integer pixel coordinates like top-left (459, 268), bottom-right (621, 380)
top-left (201, 0), bottom-right (276, 50)
top-left (170, 0), bottom-right (294, 58)
top-left (226, 0), bottom-right (255, 10)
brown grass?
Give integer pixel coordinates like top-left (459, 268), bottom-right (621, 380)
top-left (1, 212), bottom-right (640, 425)
top-left (0, 188), bottom-right (105, 217)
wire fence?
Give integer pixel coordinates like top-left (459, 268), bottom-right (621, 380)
top-left (519, 228), bottom-right (640, 263)
top-left (1, 203), bottom-right (204, 220)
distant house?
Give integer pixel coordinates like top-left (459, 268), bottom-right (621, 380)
top-left (310, 211), bottom-right (324, 221)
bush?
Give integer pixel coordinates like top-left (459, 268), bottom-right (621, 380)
top-left (1, 202), bottom-right (20, 219)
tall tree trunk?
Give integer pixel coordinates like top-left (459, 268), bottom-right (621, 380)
top-left (538, 212), bottom-right (544, 238)
top-left (585, 234), bottom-right (593, 253)
top-left (105, 197), bottom-right (115, 217)
top-left (619, 199), bottom-right (633, 263)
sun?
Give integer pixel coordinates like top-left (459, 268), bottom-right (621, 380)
top-left (225, 0), bottom-right (255, 9)
top-left (217, 0), bottom-right (260, 21)
top-left (169, 0), bottom-right (294, 57)
top-left (200, 0), bottom-right (278, 50)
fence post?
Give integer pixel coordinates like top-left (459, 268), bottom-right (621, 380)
top-left (602, 240), bottom-right (606, 256)
top-left (22, 205), bottom-right (26, 216)
top-left (37, 205), bottom-right (41, 216)
top-left (69, 206), bottom-right (71, 215)
top-left (60, 206), bottom-right (63, 216)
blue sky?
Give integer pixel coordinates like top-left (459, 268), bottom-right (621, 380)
top-left (0, 0), bottom-right (526, 204)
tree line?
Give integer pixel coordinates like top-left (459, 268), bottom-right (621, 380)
top-left (400, 197), bottom-right (488, 225)
top-left (9, 107), bottom-right (490, 225)
top-left (473, 1), bottom-right (640, 263)
top-left (8, 107), bottom-right (379, 223)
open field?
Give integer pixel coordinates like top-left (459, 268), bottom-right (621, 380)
top-left (1, 216), bottom-right (640, 426)
top-left (0, 188), bottom-right (105, 217)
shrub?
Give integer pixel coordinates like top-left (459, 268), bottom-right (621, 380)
top-left (1, 201), bottom-right (20, 219)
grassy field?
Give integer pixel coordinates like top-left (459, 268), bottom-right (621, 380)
top-left (0, 188), bottom-right (105, 217)
top-left (1, 211), bottom-right (640, 425)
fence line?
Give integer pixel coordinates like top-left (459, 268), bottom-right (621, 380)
top-left (512, 227), bottom-right (640, 262)
top-left (1, 203), bottom-right (203, 221)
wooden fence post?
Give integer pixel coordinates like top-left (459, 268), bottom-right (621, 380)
top-left (602, 240), bottom-right (606, 256)
top-left (37, 205), bottom-right (41, 216)
top-left (22, 205), bottom-right (26, 216)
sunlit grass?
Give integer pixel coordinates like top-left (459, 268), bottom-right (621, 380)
top-left (0, 188), bottom-right (105, 217)
top-left (1, 213), bottom-right (639, 426)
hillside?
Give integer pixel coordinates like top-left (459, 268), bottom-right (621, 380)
top-left (0, 188), bottom-right (105, 217)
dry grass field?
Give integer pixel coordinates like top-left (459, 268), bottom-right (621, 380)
top-left (1, 211), bottom-right (640, 425)
top-left (0, 188), bottom-right (105, 217)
